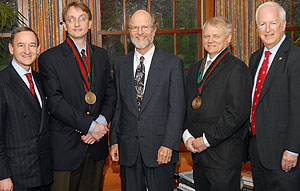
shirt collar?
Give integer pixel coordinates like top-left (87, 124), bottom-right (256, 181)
top-left (11, 59), bottom-right (32, 76)
top-left (264, 34), bottom-right (286, 55)
top-left (135, 44), bottom-right (155, 62)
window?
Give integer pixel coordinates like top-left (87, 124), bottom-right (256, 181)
top-left (96, 0), bottom-right (205, 67)
top-left (276, 0), bottom-right (300, 43)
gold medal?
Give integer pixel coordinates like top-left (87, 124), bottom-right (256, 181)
top-left (85, 91), bottom-right (96, 105)
top-left (192, 96), bottom-right (202, 109)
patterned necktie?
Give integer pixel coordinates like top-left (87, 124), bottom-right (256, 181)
top-left (81, 49), bottom-right (87, 66)
top-left (250, 51), bottom-right (272, 135)
top-left (25, 73), bottom-right (38, 102)
top-left (135, 56), bottom-right (145, 111)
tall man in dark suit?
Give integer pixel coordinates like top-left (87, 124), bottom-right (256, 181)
top-left (249, 2), bottom-right (300, 190)
top-left (38, 2), bottom-right (115, 191)
top-left (183, 17), bottom-right (252, 191)
top-left (0, 27), bottom-right (53, 191)
top-left (110, 9), bottom-right (186, 191)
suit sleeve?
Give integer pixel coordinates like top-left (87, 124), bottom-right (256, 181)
top-left (285, 51), bottom-right (300, 153)
top-left (38, 53), bottom-right (93, 134)
top-left (162, 57), bottom-right (186, 151)
top-left (0, 78), bottom-right (12, 180)
top-left (110, 61), bottom-right (121, 145)
top-left (98, 53), bottom-right (116, 123)
top-left (205, 62), bottom-right (252, 147)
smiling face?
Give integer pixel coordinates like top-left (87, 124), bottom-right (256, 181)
top-left (63, 6), bottom-right (92, 42)
top-left (203, 23), bottom-right (231, 59)
top-left (257, 5), bottom-right (286, 49)
top-left (129, 10), bottom-right (157, 54)
top-left (9, 31), bottom-right (40, 71)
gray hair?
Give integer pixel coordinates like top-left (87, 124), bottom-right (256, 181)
top-left (203, 16), bottom-right (232, 36)
top-left (255, 2), bottom-right (286, 26)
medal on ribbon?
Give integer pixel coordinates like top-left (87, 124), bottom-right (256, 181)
top-left (67, 37), bottom-right (96, 104)
top-left (192, 46), bottom-right (232, 109)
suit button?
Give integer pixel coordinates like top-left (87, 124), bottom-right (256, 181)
top-left (86, 112), bottom-right (90, 115)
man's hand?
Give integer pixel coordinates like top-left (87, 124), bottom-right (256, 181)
top-left (185, 137), bottom-right (198, 153)
top-left (0, 178), bottom-right (13, 191)
top-left (91, 123), bottom-right (109, 141)
top-left (157, 146), bottom-right (172, 165)
top-left (81, 134), bottom-right (96, 145)
top-left (281, 151), bottom-right (298, 172)
top-left (110, 144), bottom-right (119, 162)
top-left (192, 137), bottom-right (208, 153)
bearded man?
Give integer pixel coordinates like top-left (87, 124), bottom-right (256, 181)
top-left (110, 9), bottom-right (186, 191)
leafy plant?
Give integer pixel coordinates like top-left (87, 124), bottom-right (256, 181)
top-left (0, 0), bottom-right (26, 67)
top-left (293, 37), bottom-right (300, 47)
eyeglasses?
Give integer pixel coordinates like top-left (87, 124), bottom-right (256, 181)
top-left (129, 25), bottom-right (154, 32)
top-left (66, 15), bottom-right (88, 23)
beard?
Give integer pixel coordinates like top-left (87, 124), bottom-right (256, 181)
top-left (130, 32), bottom-right (155, 50)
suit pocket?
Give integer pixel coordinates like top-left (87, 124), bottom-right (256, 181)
top-left (155, 126), bottom-right (165, 135)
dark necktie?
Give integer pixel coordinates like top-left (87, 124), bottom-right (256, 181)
top-left (251, 51), bottom-right (272, 135)
top-left (81, 49), bottom-right (87, 66)
top-left (25, 73), bottom-right (39, 102)
top-left (135, 56), bottom-right (145, 111)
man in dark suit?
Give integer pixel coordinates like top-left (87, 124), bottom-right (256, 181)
top-left (38, 2), bottom-right (115, 191)
top-left (109, 9), bottom-right (186, 191)
top-left (183, 17), bottom-right (252, 191)
top-left (249, 2), bottom-right (300, 190)
top-left (0, 27), bottom-right (53, 191)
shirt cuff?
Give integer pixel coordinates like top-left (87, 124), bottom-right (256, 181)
top-left (88, 121), bottom-right (97, 134)
top-left (96, 114), bottom-right (108, 126)
top-left (203, 133), bottom-right (210, 147)
top-left (182, 129), bottom-right (194, 144)
top-left (286, 150), bottom-right (299, 156)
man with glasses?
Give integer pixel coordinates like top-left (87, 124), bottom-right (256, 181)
top-left (110, 9), bottom-right (186, 191)
top-left (38, 2), bottom-right (115, 191)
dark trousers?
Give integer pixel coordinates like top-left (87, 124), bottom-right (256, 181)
top-left (193, 160), bottom-right (241, 191)
top-left (51, 147), bottom-right (105, 191)
top-left (120, 148), bottom-right (176, 191)
top-left (249, 136), bottom-right (300, 191)
top-left (15, 184), bottom-right (51, 191)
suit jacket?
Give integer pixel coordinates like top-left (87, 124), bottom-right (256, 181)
top-left (185, 54), bottom-right (252, 169)
top-left (249, 38), bottom-right (300, 170)
top-left (110, 47), bottom-right (186, 167)
top-left (38, 40), bottom-right (116, 170)
top-left (0, 64), bottom-right (53, 188)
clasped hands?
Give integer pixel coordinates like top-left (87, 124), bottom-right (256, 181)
top-left (81, 123), bottom-right (108, 145)
top-left (185, 137), bottom-right (208, 153)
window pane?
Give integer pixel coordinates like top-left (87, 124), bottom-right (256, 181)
top-left (176, 0), bottom-right (197, 29)
top-left (0, 0), bottom-right (18, 33)
top-left (293, 0), bottom-right (300, 28)
top-left (285, 31), bottom-right (292, 41)
top-left (153, 34), bottom-right (174, 54)
top-left (102, 35), bottom-right (125, 66)
top-left (126, 0), bottom-right (148, 21)
top-left (0, 38), bottom-right (11, 66)
top-left (151, 0), bottom-right (173, 29)
top-left (177, 33), bottom-right (198, 66)
top-left (101, 0), bottom-right (123, 31)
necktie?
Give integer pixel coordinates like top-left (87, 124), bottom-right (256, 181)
top-left (250, 51), bottom-right (272, 135)
top-left (25, 73), bottom-right (38, 102)
top-left (203, 60), bottom-right (212, 75)
top-left (81, 49), bottom-right (87, 66)
top-left (135, 56), bottom-right (145, 111)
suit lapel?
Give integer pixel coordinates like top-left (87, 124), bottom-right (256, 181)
top-left (124, 52), bottom-right (139, 111)
top-left (6, 64), bottom-right (41, 114)
top-left (258, 39), bottom-right (290, 103)
top-left (61, 41), bottom-right (86, 99)
top-left (32, 71), bottom-right (46, 134)
top-left (140, 48), bottom-right (163, 112)
top-left (250, 49), bottom-right (263, 80)
top-left (201, 56), bottom-right (228, 90)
